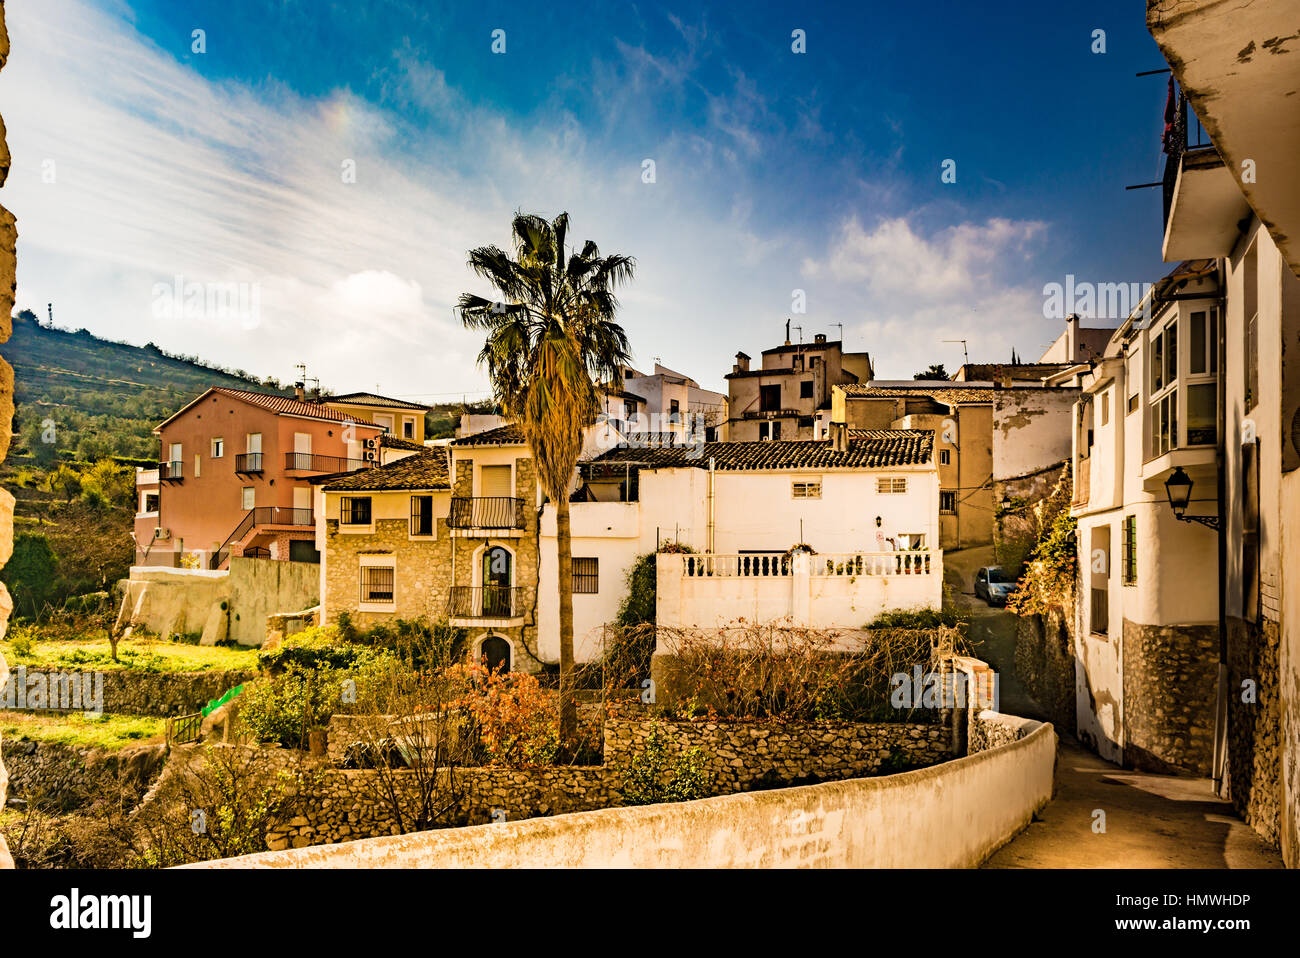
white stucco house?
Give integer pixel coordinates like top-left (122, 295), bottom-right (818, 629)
top-left (538, 424), bottom-right (941, 659)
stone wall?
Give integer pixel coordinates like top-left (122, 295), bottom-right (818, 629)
top-left (1, 740), bottom-right (167, 810)
top-left (603, 718), bottom-right (951, 791)
top-left (2, 667), bottom-right (255, 717)
top-left (194, 718), bottom-right (1058, 868)
top-left (1228, 614), bottom-right (1282, 847)
top-left (1013, 607), bottom-right (1078, 734)
top-left (1121, 618), bottom-right (1217, 775)
top-left (263, 715), bottom-right (954, 849)
top-left (0, 0), bottom-right (15, 870)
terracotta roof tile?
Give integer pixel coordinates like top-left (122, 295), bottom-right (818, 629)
top-left (592, 432), bottom-right (933, 470)
top-left (839, 383), bottom-right (995, 404)
top-left (323, 449), bottom-right (450, 491)
top-left (321, 392), bottom-right (430, 411)
top-left (450, 423), bottom-right (528, 446)
top-left (208, 387), bottom-right (377, 424)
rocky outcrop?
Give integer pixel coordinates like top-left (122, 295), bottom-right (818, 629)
top-left (0, 0), bottom-right (16, 871)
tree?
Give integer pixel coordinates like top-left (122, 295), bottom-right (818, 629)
top-left (456, 212), bottom-right (634, 748)
top-left (3, 534), bottom-right (60, 618)
top-left (42, 464), bottom-right (82, 505)
top-left (914, 364), bottom-right (949, 380)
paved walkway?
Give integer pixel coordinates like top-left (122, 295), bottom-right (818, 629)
top-left (940, 545), bottom-right (1282, 868)
top-left (985, 740), bottom-right (1283, 868)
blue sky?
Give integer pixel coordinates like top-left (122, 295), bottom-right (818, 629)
top-left (1, 0), bottom-right (1173, 399)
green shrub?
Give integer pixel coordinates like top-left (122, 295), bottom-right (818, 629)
top-left (3, 533), bottom-right (60, 618)
top-left (619, 725), bottom-right (713, 806)
top-left (238, 669), bottom-right (344, 748)
top-left (866, 606), bottom-right (969, 630)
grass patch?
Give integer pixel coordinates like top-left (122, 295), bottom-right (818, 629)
top-left (1, 633), bottom-right (259, 673)
top-left (0, 711), bottom-right (166, 750)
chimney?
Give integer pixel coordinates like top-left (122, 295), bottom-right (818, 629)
top-left (1066, 313), bottom-right (1081, 362)
top-left (784, 319), bottom-right (791, 346)
top-left (734, 351), bottom-right (751, 373)
top-left (830, 421), bottom-right (848, 453)
top-left (294, 381), bottom-right (305, 402)
top-left (814, 333), bottom-right (827, 345)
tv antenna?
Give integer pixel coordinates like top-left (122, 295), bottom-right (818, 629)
top-left (943, 339), bottom-right (970, 365)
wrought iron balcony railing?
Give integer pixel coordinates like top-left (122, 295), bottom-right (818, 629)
top-left (447, 586), bottom-right (523, 619)
top-left (235, 452), bottom-right (264, 473)
top-left (284, 452), bottom-right (370, 473)
top-left (448, 497), bottom-right (525, 530)
top-left (159, 460), bottom-right (184, 481)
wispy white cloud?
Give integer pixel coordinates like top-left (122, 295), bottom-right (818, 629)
top-left (0, 0), bottom-right (1056, 401)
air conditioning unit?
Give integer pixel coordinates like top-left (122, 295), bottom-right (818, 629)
top-left (364, 438), bottom-right (378, 449)
top-left (154, 527), bottom-right (171, 540)
top-left (364, 450), bottom-right (378, 462)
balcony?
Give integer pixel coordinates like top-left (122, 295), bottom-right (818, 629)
top-left (448, 497), bottom-right (525, 531)
top-left (284, 452), bottom-right (370, 473)
top-left (210, 506), bottom-right (314, 569)
top-left (159, 460), bottom-right (183, 481)
top-left (658, 551), bottom-right (942, 635)
top-left (235, 453), bottom-right (264, 473)
top-left (447, 586), bottom-right (524, 622)
top-left (742, 408), bottom-right (801, 420)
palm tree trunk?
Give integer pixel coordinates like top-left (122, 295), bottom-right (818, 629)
top-left (556, 495), bottom-right (578, 748)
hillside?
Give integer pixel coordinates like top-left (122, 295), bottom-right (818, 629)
top-left (4, 309), bottom-right (292, 464)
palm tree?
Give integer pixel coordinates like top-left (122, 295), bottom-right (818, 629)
top-left (457, 212), bottom-right (634, 747)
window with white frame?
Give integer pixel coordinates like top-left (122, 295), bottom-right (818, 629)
top-left (876, 477), bottom-right (906, 494)
top-left (241, 487), bottom-right (255, 511)
top-left (1185, 308), bottom-right (1218, 445)
top-left (211, 437), bottom-right (224, 458)
top-left (939, 449), bottom-right (950, 465)
top-left (341, 496), bottom-right (372, 525)
top-left (359, 562), bottom-right (395, 605)
top-left (1149, 317), bottom-right (1178, 458)
top-left (791, 479), bottom-right (822, 499)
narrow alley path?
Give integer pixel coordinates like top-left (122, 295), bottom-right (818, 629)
top-left (942, 546), bottom-right (1282, 868)
top-left (985, 741), bottom-right (1283, 868)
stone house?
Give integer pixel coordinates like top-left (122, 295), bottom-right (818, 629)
top-left (725, 329), bottom-right (873, 442)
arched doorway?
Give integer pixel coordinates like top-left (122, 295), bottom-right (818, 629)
top-left (482, 545), bottom-right (513, 616)
top-left (480, 635), bottom-right (511, 674)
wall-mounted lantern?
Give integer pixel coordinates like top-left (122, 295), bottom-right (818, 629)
top-left (1163, 466), bottom-right (1219, 529)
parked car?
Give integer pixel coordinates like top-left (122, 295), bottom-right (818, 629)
top-left (974, 566), bottom-right (1017, 607)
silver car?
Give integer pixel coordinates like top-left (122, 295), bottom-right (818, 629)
top-left (974, 566), bottom-right (1016, 606)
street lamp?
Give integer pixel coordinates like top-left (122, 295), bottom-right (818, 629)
top-left (1164, 466), bottom-right (1219, 529)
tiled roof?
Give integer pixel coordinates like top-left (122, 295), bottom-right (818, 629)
top-left (839, 383), bottom-right (995, 405)
top-left (380, 434), bottom-right (426, 451)
top-left (323, 449), bottom-right (450, 491)
top-left (157, 387), bottom-right (382, 432)
top-left (592, 431), bottom-right (933, 470)
top-left (321, 392), bottom-right (430, 411)
top-left (450, 423), bottom-right (528, 446)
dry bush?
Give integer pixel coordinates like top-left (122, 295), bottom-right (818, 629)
top-left (654, 621), bottom-right (968, 723)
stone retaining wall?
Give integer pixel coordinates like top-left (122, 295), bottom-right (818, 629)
top-left (1, 668), bottom-right (255, 717)
top-left (261, 715), bottom-right (954, 849)
top-left (194, 716), bottom-right (1058, 868)
top-left (1, 739), bottom-right (167, 810)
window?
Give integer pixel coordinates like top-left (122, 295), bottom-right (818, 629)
top-left (374, 414), bottom-right (395, 434)
top-left (360, 565), bottom-right (395, 604)
top-left (341, 496), bottom-right (372, 525)
top-left (241, 487), bottom-right (255, 511)
top-left (1149, 318), bottom-right (1180, 457)
top-left (1090, 524), bottom-right (1111, 637)
top-left (940, 491), bottom-right (957, 514)
top-left (800, 380), bottom-right (814, 399)
top-left (211, 437), bottom-right (224, 458)
top-left (140, 492), bottom-right (159, 515)
top-left (1243, 441), bottom-right (1260, 623)
top-left (1122, 515), bottom-right (1137, 585)
top-left (1101, 393), bottom-right (1110, 426)
top-left (168, 442), bottom-right (182, 465)
top-left (939, 449), bottom-right (950, 465)
top-left (572, 557), bottom-right (599, 594)
top-left (246, 433), bottom-right (262, 454)
top-left (1127, 352), bottom-right (1140, 414)
top-left (791, 480), bottom-right (822, 499)
top-left (669, 399), bottom-right (680, 422)
top-left (193, 454), bottom-right (201, 478)
top-left (403, 418), bottom-right (415, 440)
top-left (623, 400), bottom-right (637, 421)
top-left (1187, 384), bottom-right (1216, 446)
top-left (760, 384), bottom-right (781, 412)
top-left (876, 477), bottom-right (907, 494)
top-left (410, 495), bottom-right (434, 536)
top-left (1244, 243), bottom-right (1259, 410)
